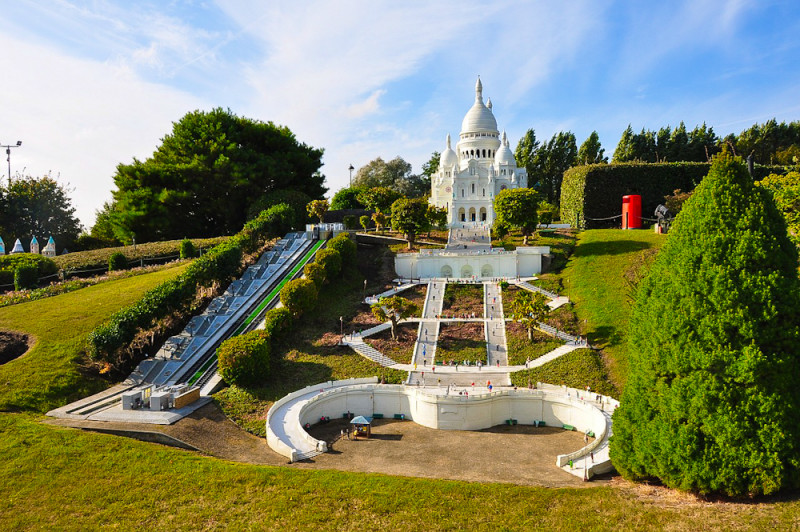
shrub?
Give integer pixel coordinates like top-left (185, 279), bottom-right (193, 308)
top-left (247, 189), bottom-right (311, 228)
top-left (279, 278), bottom-right (318, 316)
top-left (327, 233), bottom-right (356, 268)
top-left (0, 254), bottom-right (58, 288)
top-left (261, 203), bottom-right (295, 237)
top-left (314, 248), bottom-right (342, 278)
top-left (342, 214), bottom-right (359, 230)
top-left (537, 201), bottom-right (558, 227)
top-left (73, 233), bottom-right (120, 251)
top-left (303, 261), bottom-right (326, 288)
top-left (14, 264), bottom-right (39, 291)
top-left (359, 215), bottom-right (371, 231)
top-left (262, 307), bottom-right (293, 342)
top-left (217, 330), bottom-right (271, 387)
top-left (611, 154), bottom-right (800, 496)
top-left (179, 239), bottom-right (197, 259)
top-left (108, 252), bottom-right (128, 272)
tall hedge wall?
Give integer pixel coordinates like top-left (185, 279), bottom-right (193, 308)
top-left (560, 162), bottom-right (784, 229)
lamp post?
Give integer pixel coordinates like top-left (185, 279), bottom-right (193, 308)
top-left (2, 141), bottom-right (22, 186)
top-left (348, 164), bottom-right (354, 187)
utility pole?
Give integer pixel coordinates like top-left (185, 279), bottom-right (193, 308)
top-left (2, 140), bottom-right (22, 186)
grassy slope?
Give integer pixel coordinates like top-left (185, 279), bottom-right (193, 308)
top-left (561, 229), bottom-right (665, 390)
top-left (0, 262), bottom-right (190, 413)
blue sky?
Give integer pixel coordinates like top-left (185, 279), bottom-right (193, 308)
top-left (2, 0), bottom-right (799, 228)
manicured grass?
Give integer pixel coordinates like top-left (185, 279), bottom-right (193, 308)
top-left (561, 229), bottom-right (665, 390)
top-left (435, 322), bottom-right (486, 363)
top-left (506, 323), bottom-right (564, 366)
top-left (0, 262), bottom-right (190, 413)
top-left (5, 413), bottom-right (800, 530)
top-left (510, 348), bottom-right (618, 397)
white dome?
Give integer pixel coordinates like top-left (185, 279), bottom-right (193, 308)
top-left (440, 133), bottom-right (458, 167)
top-left (460, 77), bottom-right (498, 134)
top-left (494, 131), bottom-right (515, 165)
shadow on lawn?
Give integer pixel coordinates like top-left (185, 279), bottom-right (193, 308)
top-left (573, 239), bottom-right (652, 258)
top-left (589, 325), bottom-right (623, 350)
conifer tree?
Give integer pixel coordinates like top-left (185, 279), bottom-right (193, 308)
top-left (610, 153), bottom-right (800, 496)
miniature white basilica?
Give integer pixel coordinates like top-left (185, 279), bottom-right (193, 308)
top-left (430, 77), bottom-right (527, 226)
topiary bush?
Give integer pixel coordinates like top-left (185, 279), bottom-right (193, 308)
top-left (108, 252), bottom-right (128, 272)
top-left (14, 264), bottom-right (39, 291)
top-left (262, 307), bottom-right (293, 342)
top-left (179, 238), bottom-right (197, 259)
top-left (342, 214), bottom-right (359, 230)
top-left (314, 247), bottom-right (342, 279)
top-left (327, 233), bottom-right (356, 268)
top-left (303, 261), bottom-right (326, 288)
top-left (279, 278), bottom-right (318, 317)
top-left (611, 154), bottom-right (800, 496)
top-left (217, 330), bottom-right (271, 387)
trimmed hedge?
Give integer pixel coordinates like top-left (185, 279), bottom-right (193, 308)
top-left (327, 233), bottom-right (356, 268)
top-left (108, 252), bottom-right (128, 272)
top-left (303, 261), bottom-right (326, 289)
top-left (560, 162), bottom-right (786, 229)
top-left (14, 265), bottom-right (39, 291)
top-left (87, 208), bottom-right (286, 362)
top-left (279, 278), bottom-right (318, 317)
top-left (179, 239), bottom-right (197, 259)
top-left (314, 248), bottom-right (342, 279)
top-left (217, 330), bottom-right (271, 387)
top-left (263, 307), bottom-right (293, 342)
top-left (0, 254), bottom-right (58, 288)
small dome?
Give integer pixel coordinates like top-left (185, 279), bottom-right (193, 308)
top-left (494, 131), bottom-right (515, 165)
top-left (461, 76), bottom-right (498, 134)
top-left (440, 134), bottom-right (458, 168)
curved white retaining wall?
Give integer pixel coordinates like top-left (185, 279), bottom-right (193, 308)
top-left (268, 379), bottom-right (619, 477)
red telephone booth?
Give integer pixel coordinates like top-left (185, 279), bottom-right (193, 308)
top-left (622, 195), bottom-right (642, 229)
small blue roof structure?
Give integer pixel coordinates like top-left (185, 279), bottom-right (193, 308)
top-left (350, 415), bottom-right (372, 424)
top-left (11, 239), bottom-right (24, 254)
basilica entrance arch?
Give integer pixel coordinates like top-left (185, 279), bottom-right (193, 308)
top-left (440, 265), bottom-right (453, 278)
top-left (458, 208), bottom-right (466, 222)
top-left (469, 207), bottom-right (476, 222)
top-left (479, 207), bottom-right (487, 221)
top-left (481, 264), bottom-right (493, 277)
top-left (460, 264), bottom-right (473, 278)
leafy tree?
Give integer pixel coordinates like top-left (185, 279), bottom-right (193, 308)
top-left (426, 205), bottom-right (448, 236)
top-left (492, 220), bottom-right (510, 240)
top-left (108, 108), bottom-right (325, 242)
top-left (357, 186), bottom-right (401, 213)
top-left (279, 278), bottom-right (318, 317)
top-left (578, 131), bottom-right (607, 165)
top-left (611, 154), bottom-right (800, 496)
top-left (0, 174), bottom-right (82, 251)
top-left (217, 330), bottom-right (271, 387)
top-left (342, 215), bottom-right (359, 230)
top-left (514, 129), bottom-right (540, 178)
top-left (757, 171), bottom-right (800, 245)
top-left (359, 215), bottom-right (371, 231)
top-left (352, 157), bottom-right (410, 189)
top-left (246, 189), bottom-right (311, 227)
top-left (537, 201), bottom-right (558, 227)
top-left (372, 211), bottom-right (387, 234)
top-left (390, 197), bottom-right (429, 250)
top-left (420, 151), bottom-right (440, 181)
top-left (493, 188), bottom-right (540, 245)
top-left (263, 307), bottom-right (293, 342)
top-left (508, 290), bottom-right (550, 341)
top-left (330, 186), bottom-right (366, 210)
top-left (306, 199), bottom-right (329, 223)
top-left (371, 295), bottom-right (418, 340)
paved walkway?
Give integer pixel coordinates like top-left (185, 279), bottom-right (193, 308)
top-left (447, 224), bottom-right (491, 251)
top-left (409, 281), bottom-right (446, 380)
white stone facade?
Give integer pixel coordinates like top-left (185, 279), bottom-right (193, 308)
top-left (394, 246), bottom-right (548, 280)
top-left (430, 77), bottom-right (527, 226)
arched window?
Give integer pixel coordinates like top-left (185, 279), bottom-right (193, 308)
top-left (461, 189), bottom-right (465, 197)
top-left (471, 183), bottom-right (475, 194)
top-left (482, 149), bottom-right (486, 158)
top-left (470, 150), bottom-right (474, 157)
top-left (482, 188), bottom-right (485, 196)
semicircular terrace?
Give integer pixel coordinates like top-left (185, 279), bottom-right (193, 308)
top-left (266, 379), bottom-right (618, 479)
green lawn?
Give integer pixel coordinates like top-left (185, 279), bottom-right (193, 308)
top-left (0, 262), bottom-right (190, 413)
top-left (561, 229), bottom-right (665, 390)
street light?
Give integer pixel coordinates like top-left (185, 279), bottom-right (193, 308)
top-left (2, 140), bottom-right (22, 186)
top-left (348, 164), bottom-right (354, 187)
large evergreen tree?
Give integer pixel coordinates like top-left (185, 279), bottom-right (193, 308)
top-left (108, 108), bottom-right (325, 242)
top-left (611, 154), bottom-right (800, 496)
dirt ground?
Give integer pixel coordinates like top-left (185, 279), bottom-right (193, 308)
top-left (0, 330), bottom-right (33, 365)
top-left (48, 402), bottom-right (606, 488)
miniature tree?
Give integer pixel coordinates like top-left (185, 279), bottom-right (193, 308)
top-left (390, 197), bottom-right (429, 250)
top-left (371, 295), bottom-right (418, 341)
top-left (359, 215), bottom-right (371, 232)
top-left (508, 290), bottom-right (550, 341)
top-left (306, 199), bottom-right (329, 223)
top-left (611, 154), bottom-right (800, 496)
top-left (371, 211), bottom-right (387, 234)
top-left (493, 188), bottom-right (540, 245)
